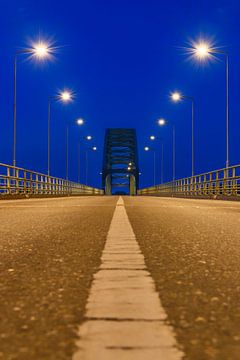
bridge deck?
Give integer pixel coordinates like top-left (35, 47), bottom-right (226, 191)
top-left (1, 196), bottom-right (240, 359)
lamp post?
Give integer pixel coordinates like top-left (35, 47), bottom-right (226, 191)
top-left (144, 146), bottom-right (156, 186)
top-left (78, 135), bottom-right (92, 183)
top-left (85, 146), bottom-right (97, 185)
top-left (149, 135), bottom-right (165, 184)
top-left (190, 40), bottom-right (229, 168)
top-left (66, 118), bottom-right (84, 181)
top-left (156, 118), bottom-right (176, 181)
top-left (48, 90), bottom-right (73, 176)
top-left (13, 41), bottom-right (53, 167)
top-left (171, 92), bottom-right (195, 176)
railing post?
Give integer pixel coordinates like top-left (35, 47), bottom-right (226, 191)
top-left (203, 174), bottom-right (207, 195)
top-left (215, 171), bottom-right (219, 196)
top-left (35, 174), bottom-right (38, 194)
top-left (232, 167), bottom-right (237, 196)
top-left (15, 169), bottom-right (19, 194)
top-left (30, 172), bottom-right (33, 194)
top-left (7, 167), bottom-right (11, 194)
top-left (40, 176), bottom-right (43, 194)
top-left (24, 171), bottom-right (27, 194)
top-left (209, 173), bottom-right (212, 195)
top-left (223, 169), bottom-right (227, 196)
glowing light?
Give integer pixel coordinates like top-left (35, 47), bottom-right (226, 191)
top-left (150, 135), bottom-right (155, 140)
top-left (86, 135), bottom-right (92, 140)
top-left (144, 147), bottom-right (150, 151)
top-left (32, 42), bottom-right (51, 59)
top-left (193, 41), bottom-right (211, 59)
top-left (171, 92), bottom-right (181, 102)
top-left (129, 162), bottom-right (132, 166)
top-left (127, 166), bottom-right (131, 171)
top-left (158, 118), bottom-right (166, 126)
top-left (92, 146), bottom-right (97, 151)
top-left (76, 118), bottom-right (84, 125)
top-left (60, 91), bottom-right (72, 102)
top-left (186, 38), bottom-right (217, 63)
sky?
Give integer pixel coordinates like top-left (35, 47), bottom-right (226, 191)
top-left (0, 0), bottom-right (240, 189)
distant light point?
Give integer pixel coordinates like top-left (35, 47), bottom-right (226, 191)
top-left (76, 118), bottom-right (84, 125)
top-left (157, 118), bottom-right (166, 126)
top-left (171, 92), bottom-right (181, 102)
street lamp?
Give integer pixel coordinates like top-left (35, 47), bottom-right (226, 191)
top-left (190, 39), bottom-right (229, 168)
top-left (78, 135), bottom-right (92, 183)
top-left (144, 146), bottom-right (156, 186)
top-left (149, 135), bottom-right (164, 184)
top-left (171, 91), bottom-right (195, 176)
top-left (157, 118), bottom-right (176, 181)
top-left (48, 90), bottom-right (73, 176)
top-left (85, 146), bottom-right (97, 185)
top-left (66, 118), bottom-right (84, 181)
top-left (13, 41), bottom-right (53, 167)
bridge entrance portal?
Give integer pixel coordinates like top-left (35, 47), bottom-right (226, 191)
top-left (102, 129), bottom-right (139, 195)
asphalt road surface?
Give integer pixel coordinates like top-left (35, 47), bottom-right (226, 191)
top-left (1, 195), bottom-right (240, 360)
top-left (0, 196), bottom-right (117, 360)
top-left (125, 196), bottom-right (240, 360)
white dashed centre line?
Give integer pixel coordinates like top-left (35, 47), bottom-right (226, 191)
top-left (73, 197), bottom-right (183, 360)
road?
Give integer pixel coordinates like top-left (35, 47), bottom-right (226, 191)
top-left (1, 195), bottom-right (240, 359)
top-left (125, 196), bottom-right (240, 360)
top-left (0, 196), bottom-right (117, 360)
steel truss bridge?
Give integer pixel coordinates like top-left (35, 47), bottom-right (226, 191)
top-left (1, 127), bottom-right (240, 200)
top-left (102, 129), bottom-right (139, 195)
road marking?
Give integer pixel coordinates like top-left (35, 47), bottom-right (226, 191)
top-left (73, 197), bottom-right (183, 360)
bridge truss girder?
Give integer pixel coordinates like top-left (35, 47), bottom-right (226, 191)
top-left (102, 129), bottom-right (139, 195)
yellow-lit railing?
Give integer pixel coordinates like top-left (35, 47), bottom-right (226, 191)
top-left (0, 163), bottom-right (103, 196)
top-left (138, 165), bottom-right (240, 198)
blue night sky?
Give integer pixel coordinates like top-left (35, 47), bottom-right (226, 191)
top-left (0, 0), bottom-right (240, 188)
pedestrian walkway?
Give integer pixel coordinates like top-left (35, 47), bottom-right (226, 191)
top-left (73, 197), bottom-right (183, 360)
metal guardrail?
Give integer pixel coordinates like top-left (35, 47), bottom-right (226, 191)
top-left (138, 164), bottom-right (240, 198)
top-left (0, 163), bottom-right (103, 196)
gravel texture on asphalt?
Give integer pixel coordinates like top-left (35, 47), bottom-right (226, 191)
top-left (125, 196), bottom-right (240, 360)
top-left (0, 196), bottom-right (117, 360)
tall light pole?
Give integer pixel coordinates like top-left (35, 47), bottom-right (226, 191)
top-left (144, 146), bottom-right (156, 186)
top-left (157, 118), bottom-right (176, 181)
top-left (149, 135), bottom-right (165, 184)
top-left (48, 90), bottom-right (73, 176)
top-left (171, 92), bottom-right (195, 176)
top-left (78, 136), bottom-right (92, 183)
top-left (13, 41), bottom-right (53, 167)
top-left (190, 40), bottom-right (229, 168)
top-left (86, 146), bottom-right (97, 185)
top-left (66, 118), bottom-right (84, 181)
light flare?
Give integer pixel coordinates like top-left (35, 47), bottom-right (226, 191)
top-left (32, 42), bottom-right (51, 59)
top-left (185, 37), bottom-right (219, 63)
top-left (60, 91), bottom-right (73, 102)
top-left (158, 118), bottom-right (166, 126)
top-left (171, 92), bottom-right (181, 102)
top-left (76, 118), bottom-right (84, 125)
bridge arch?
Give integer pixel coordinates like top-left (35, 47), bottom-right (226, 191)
top-left (102, 129), bottom-right (139, 195)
